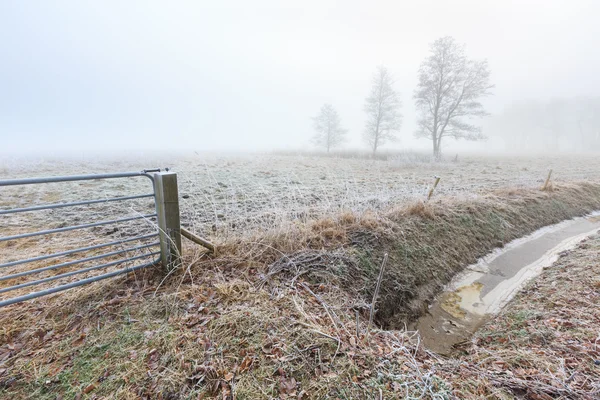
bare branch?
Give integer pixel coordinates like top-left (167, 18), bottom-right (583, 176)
top-left (363, 66), bottom-right (403, 155)
top-left (311, 104), bottom-right (348, 153)
top-left (413, 36), bottom-right (493, 159)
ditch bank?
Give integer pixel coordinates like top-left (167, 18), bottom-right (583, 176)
top-left (414, 212), bottom-right (600, 354)
top-left (270, 183), bottom-right (600, 337)
top-left (4, 183), bottom-right (600, 398)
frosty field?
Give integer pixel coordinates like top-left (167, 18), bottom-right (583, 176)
top-left (2, 152), bottom-right (600, 399)
top-left (2, 152), bottom-right (600, 239)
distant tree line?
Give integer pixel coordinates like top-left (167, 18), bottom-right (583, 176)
top-left (311, 36), bottom-right (494, 160)
top-left (486, 97), bottom-right (600, 153)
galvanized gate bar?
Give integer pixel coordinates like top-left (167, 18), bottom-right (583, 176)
top-left (0, 233), bottom-right (158, 269)
top-left (0, 251), bottom-right (161, 295)
top-left (0, 193), bottom-right (155, 215)
top-left (0, 259), bottom-right (157, 308)
top-left (0, 171), bottom-right (154, 186)
top-left (0, 213), bottom-right (157, 242)
top-left (0, 241), bottom-right (160, 281)
top-left (0, 169), bottom-right (172, 307)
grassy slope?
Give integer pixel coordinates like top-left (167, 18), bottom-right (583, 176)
top-left (1, 183), bottom-right (600, 399)
top-left (445, 234), bottom-right (600, 399)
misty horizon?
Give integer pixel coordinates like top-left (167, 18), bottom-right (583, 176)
top-left (2, 1), bottom-right (600, 156)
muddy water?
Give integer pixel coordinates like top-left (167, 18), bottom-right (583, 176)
top-left (415, 213), bottom-right (600, 355)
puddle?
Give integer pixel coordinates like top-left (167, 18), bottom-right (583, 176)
top-left (414, 212), bottom-right (600, 355)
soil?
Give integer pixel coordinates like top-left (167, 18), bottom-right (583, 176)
top-left (446, 234), bottom-right (600, 399)
top-left (415, 213), bottom-right (600, 355)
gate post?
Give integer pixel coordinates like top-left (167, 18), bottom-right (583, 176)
top-left (154, 172), bottom-right (182, 269)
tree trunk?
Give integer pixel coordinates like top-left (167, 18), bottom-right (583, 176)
top-left (435, 135), bottom-right (444, 161)
top-left (372, 133), bottom-right (379, 157)
top-left (433, 136), bottom-right (441, 161)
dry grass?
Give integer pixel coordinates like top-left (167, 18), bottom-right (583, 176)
top-left (442, 234), bottom-right (600, 399)
top-left (4, 153), bottom-right (600, 240)
top-left (0, 261), bottom-right (448, 399)
top-left (1, 182), bottom-right (600, 398)
top-left (404, 201), bottom-right (435, 219)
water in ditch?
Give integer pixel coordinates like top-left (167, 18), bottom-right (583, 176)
top-left (414, 213), bottom-right (600, 355)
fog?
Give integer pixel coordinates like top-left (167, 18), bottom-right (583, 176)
top-left (1, 1), bottom-right (599, 156)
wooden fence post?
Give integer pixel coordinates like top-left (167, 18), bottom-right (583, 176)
top-left (542, 169), bottom-right (553, 191)
top-left (427, 176), bottom-right (441, 201)
top-left (154, 172), bottom-right (182, 269)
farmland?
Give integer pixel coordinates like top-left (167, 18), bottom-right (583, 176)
top-left (3, 152), bottom-right (600, 238)
top-left (1, 152), bottom-right (600, 399)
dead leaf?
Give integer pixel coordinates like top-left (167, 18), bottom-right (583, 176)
top-left (42, 330), bottom-right (54, 342)
top-left (239, 356), bottom-right (253, 372)
top-left (48, 364), bottom-right (65, 377)
top-left (34, 329), bottom-right (46, 341)
top-left (279, 376), bottom-right (297, 395)
top-left (72, 333), bottom-right (86, 347)
top-left (83, 383), bottom-right (96, 394)
top-left (103, 297), bottom-right (123, 307)
top-left (144, 330), bottom-right (156, 340)
top-left (527, 390), bottom-right (552, 400)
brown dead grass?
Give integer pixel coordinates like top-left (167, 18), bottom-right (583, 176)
top-left (404, 200), bottom-right (435, 219)
top-left (1, 182), bottom-right (600, 398)
top-left (443, 234), bottom-right (600, 399)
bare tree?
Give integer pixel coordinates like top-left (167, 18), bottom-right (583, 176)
top-left (312, 104), bottom-right (347, 152)
top-left (363, 66), bottom-right (402, 155)
top-left (414, 36), bottom-right (493, 160)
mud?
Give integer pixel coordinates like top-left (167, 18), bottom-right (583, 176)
top-left (414, 212), bottom-right (600, 355)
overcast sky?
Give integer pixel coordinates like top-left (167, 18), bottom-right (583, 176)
top-left (1, 1), bottom-right (599, 155)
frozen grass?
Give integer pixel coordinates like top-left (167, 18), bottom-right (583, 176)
top-left (1, 179), bottom-right (600, 398)
top-left (3, 153), bottom-right (600, 240)
top-left (2, 153), bottom-right (600, 398)
top-left (443, 234), bottom-right (600, 398)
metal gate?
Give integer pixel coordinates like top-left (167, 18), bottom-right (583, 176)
top-left (0, 170), bottom-right (176, 307)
